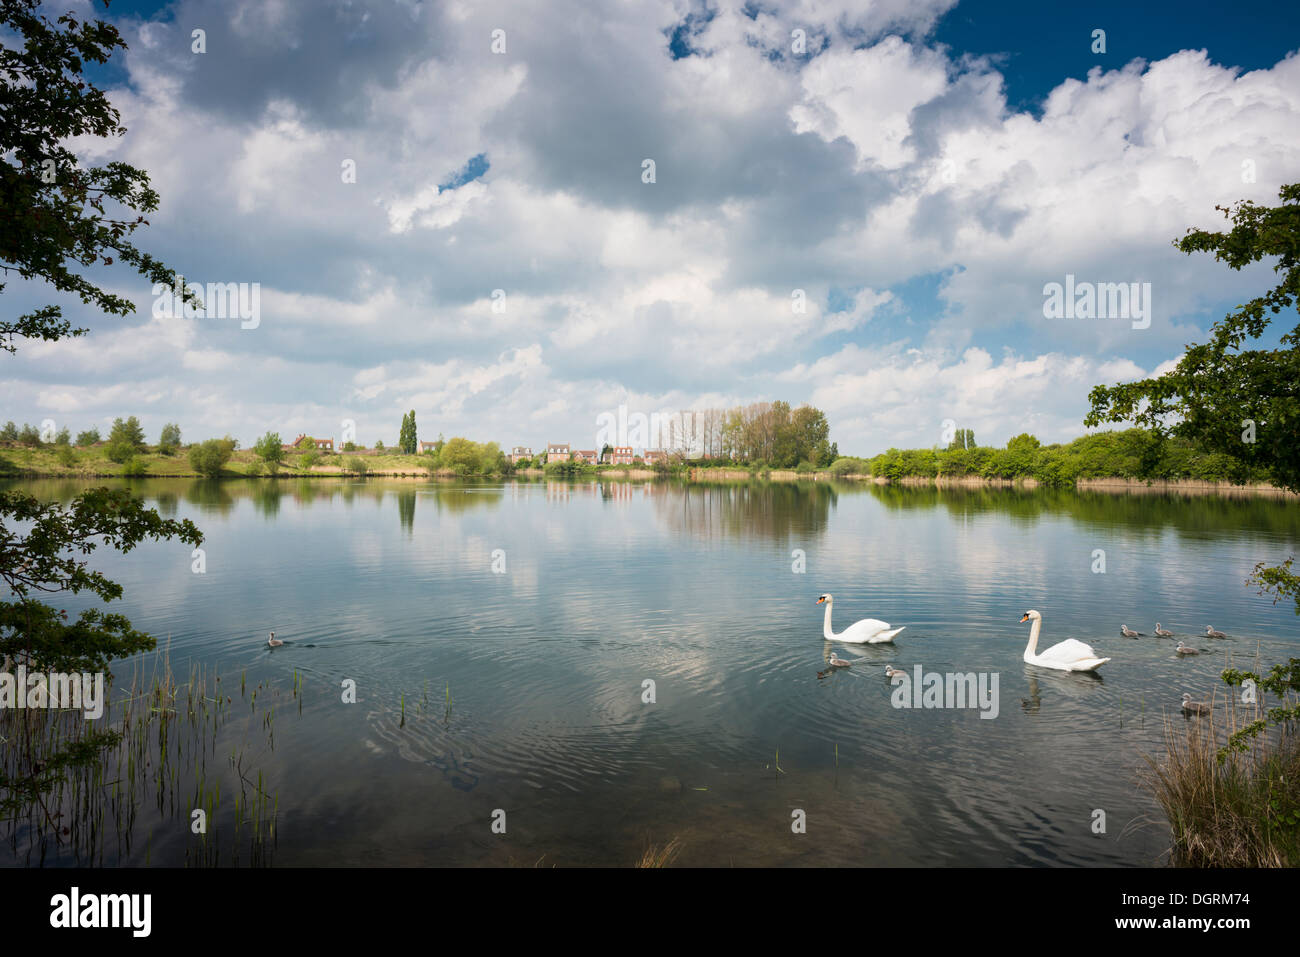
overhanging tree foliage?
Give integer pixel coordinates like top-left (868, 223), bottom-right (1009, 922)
top-left (0, 0), bottom-right (197, 351)
top-left (1086, 184), bottom-right (1300, 611)
top-left (0, 489), bottom-right (201, 673)
top-left (1085, 184), bottom-right (1299, 489)
top-left (0, 0), bottom-right (204, 817)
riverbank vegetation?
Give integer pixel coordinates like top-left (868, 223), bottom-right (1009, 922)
top-left (0, 426), bottom-right (1290, 493)
top-left (863, 429), bottom-right (1267, 487)
top-left (0, 0), bottom-right (220, 846)
top-left (420, 436), bottom-right (506, 475)
top-left (712, 401), bottom-right (837, 467)
top-left (1125, 185), bottom-right (1299, 867)
top-left (0, 435), bottom-right (504, 478)
top-left (1088, 184), bottom-right (1299, 614)
top-left (1, 646), bottom-right (287, 866)
top-left (1145, 659), bottom-right (1300, 866)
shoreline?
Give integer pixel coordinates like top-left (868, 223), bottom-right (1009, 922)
top-left (878, 474), bottom-right (1295, 496)
top-left (3, 466), bottom-right (1293, 496)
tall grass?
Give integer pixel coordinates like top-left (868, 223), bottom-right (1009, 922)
top-left (636, 835), bottom-right (684, 868)
top-left (0, 648), bottom-right (285, 866)
top-left (1143, 681), bottom-right (1300, 867)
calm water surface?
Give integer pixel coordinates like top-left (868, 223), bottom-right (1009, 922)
top-left (6, 477), bottom-right (1298, 866)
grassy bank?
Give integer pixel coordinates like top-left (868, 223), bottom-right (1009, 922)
top-left (0, 443), bottom-right (494, 479)
top-left (1145, 671), bottom-right (1300, 866)
top-left (1, 444), bottom-right (681, 480)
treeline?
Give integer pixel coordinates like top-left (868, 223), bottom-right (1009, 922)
top-left (0, 416), bottom-right (182, 458)
top-left (420, 436), bottom-right (507, 475)
top-left (0, 416), bottom-right (188, 474)
top-left (858, 430), bottom-right (1272, 487)
top-left (656, 401), bottom-right (836, 466)
top-left (0, 419), bottom-right (514, 479)
top-left (719, 401), bottom-right (837, 466)
top-left (596, 400), bottom-right (838, 466)
top-left (246, 432), bottom-right (509, 477)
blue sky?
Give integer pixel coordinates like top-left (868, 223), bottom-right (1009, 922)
top-left (4, 0), bottom-right (1299, 455)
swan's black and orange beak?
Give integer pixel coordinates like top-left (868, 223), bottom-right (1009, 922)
top-left (816, 596), bottom-right (827, 604)
top-left (1019, 613), bottom-right (1030, 623)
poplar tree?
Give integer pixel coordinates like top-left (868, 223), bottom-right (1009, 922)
top-left (399, 410), bottom-right (418, 454)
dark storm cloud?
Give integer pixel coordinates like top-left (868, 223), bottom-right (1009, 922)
top-left (150, 0), bottom-right (445, 127)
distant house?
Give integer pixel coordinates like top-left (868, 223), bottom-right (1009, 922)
top-left (510, 446), bottom-right (533, 465)
top-left (575, 449), bottom-right (598, 465)
top-left (547, 443), bottom-right (571, 463)
top-left (610, 446), bottom-right (634, 465)
top-left (288, 433), bottom-right (333, 451)
top-left (418, 440), bottom-right (438, 453)
top-left (643, 449), bottom-right (666, 465)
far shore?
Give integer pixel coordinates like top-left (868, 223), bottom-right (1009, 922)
top-left (876, 474), bottom-right (1296, 496)
top-left (3, 461), bottom-right (1294, 496)
top-left (687, 468), bottom-right (1295, 496)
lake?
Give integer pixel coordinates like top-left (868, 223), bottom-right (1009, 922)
top-left (4, 476), bottom-right (1298, 866)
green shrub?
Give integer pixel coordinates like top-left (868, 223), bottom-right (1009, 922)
top-left (828, 456), bottom-right (868, 477)
top-left (188, 438), bottom-right (236, 477)
top-left (158, 422), bottom-right (182, 455)
top-left (862, 429), bottom-right (1272, 485)
top-left (253, 431), bottom-right (286, 468)
top-left (440, 437), bottom-right (505, 475)
top-left (544, 459), bottom-right (593, 477)
top-left (106, 416), bottom-right (146, 460)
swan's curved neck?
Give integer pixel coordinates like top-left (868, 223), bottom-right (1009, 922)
top-left (822, 602), bottom-right (835, 640)
top-left (1025, 617), bottom-right (1041, 659)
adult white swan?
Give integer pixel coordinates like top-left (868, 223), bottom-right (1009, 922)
top-left (816, 594), bottom-right (904, 644)
top-left (1018, 610), bottom-right (1109, 672)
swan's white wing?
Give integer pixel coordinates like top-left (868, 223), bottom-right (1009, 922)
top-left (832, 618), bottom-right (893, 643)
top-left (1039, 638), bottom-right (1102, 664)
